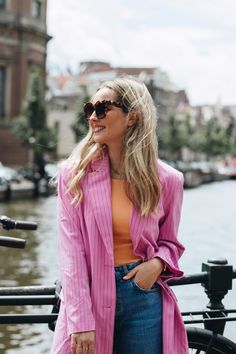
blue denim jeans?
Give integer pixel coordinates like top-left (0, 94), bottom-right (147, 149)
top-left (113, 260), bottom-right (163, 354)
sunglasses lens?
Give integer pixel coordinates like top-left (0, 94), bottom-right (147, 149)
top-left (95, 102), bottom-right (106, 119)
top-left (84, 103), bottom-right (94, 118)
top-left (84, 101), bottom-right (108, 119)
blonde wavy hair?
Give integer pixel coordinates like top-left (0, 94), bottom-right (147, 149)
top-left (67, 76), bottom-right (161, 216)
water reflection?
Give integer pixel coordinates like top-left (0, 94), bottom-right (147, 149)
top-left (0, 197), bottom-right (58, 353)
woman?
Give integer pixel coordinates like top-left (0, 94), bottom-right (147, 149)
top-left (51, 77), bottom-right (188, 354)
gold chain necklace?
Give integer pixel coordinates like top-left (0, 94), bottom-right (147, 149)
top-left (110, 167), bottom-right (123, 179)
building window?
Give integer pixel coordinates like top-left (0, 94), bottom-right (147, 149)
top-left (0, 67), bottom-right (5, 118)
top-left (32, 0), bottom-right (42, 18)
top-left (0, 0), bottom-right (6, 9)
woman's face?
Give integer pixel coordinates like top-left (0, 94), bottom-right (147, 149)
top-left (89, 87), bottom-right (131, 149)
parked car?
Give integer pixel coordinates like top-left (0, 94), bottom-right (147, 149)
top-left (0, 163), bottom-right (23, 183)
top-left (44, 163), bottom-right (59, 179)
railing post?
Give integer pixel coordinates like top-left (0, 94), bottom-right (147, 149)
top-left (201, 258), bottom-right (233, 335)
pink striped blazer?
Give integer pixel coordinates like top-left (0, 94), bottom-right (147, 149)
top-left (51, 154), bottom-right (188, 354)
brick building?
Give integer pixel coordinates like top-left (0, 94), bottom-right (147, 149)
top-left (0, 0), bottom-right (50, 166)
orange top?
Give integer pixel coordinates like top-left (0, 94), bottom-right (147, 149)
top-left (111, 178), bottom-right (141, 266)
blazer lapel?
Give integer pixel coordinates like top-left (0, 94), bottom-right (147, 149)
top-left (87, 154), bottom-right (114, 257)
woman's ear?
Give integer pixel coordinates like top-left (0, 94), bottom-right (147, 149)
top-left (127, 111), bottom-right (138, 127)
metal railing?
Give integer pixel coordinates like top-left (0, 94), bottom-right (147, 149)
top-left (0, 258), bottom-right (235, 336)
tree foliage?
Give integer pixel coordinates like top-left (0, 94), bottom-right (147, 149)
top-left (158, 113), bottom-right (236, 160)
top-left (71, 85), bottom-right (89, 142)
top-left (12, 71), bottom-right (57, 174)
top-left (201, 119), bottom-right (230, 158)
top-left (158, 115), bottom-right (187, 160)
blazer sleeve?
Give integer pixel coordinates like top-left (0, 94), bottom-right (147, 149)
top-left (153, 170), bottom-right (185, 281)
top-left (57, 165), bottom-right (95, 335)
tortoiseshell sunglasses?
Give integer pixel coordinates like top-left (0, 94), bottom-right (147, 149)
top-left (83, 100), bottom-right (128, 120)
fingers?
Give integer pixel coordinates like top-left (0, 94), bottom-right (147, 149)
top-left (123, 266), bottom-right (139, 280)
top-left (123, 261), bottom-right (162, 288)
top-left (71, 335), bottom-right (77, 354)
top-left (78, 343), bottom-right (94, 354)
top-left (71, 332), bottom-right (95, 354)
top-left (72, 341), bottom-right (93, 354)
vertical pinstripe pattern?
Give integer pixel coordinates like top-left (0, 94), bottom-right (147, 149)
top-left (51, 155), bottom-right (188, 354)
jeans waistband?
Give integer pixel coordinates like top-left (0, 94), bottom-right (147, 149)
top-left (114, 260), bottom-right (143, 276)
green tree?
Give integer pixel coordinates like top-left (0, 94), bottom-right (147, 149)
top-left (157, 120), bottom-right (170, 157)
top-left (12, 71), bottom-right (57, 176)
top-left (158, 115), bottom-right (186, 160)
top-left (226, 117), bottom-right (236, 156)
top-left (159, 112), bottom-right (236, 161)
top-left (71, 85), bottom-right (89, 142)
top-left (202, 118), bottom-right (230, 158)
top-left (188, 126), bottom-right (206, 153)
top-left (231, 131), bottom-right (236, 156)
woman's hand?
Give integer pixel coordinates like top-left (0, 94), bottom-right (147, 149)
top-left (123, 258), bottom-right (165, 289)
top-left (71, 331), bottom-right (95, 354)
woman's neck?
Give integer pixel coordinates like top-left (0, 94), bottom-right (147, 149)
top-left (108, 147), bottom-right (124, 178)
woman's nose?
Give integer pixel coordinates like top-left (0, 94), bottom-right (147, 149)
top-left (89, 111), bottom-right (98, 121)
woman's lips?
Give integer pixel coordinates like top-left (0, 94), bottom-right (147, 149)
top-left (94, 126), bottom-right (105, 133)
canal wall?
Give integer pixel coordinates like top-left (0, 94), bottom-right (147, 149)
top-left (0, 165), bottom-right (235, 201)
top-left (0, 179), bottom-right (55, 202)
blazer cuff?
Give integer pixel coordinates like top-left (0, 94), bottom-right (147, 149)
top-left (151, 253), bottom-right (183, 281)
top-left (68, 317), bottom-right (96, 336)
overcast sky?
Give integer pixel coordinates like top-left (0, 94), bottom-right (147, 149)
top-left (47, 0), bottom-right (236, 106)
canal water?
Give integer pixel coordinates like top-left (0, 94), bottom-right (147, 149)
top-left (0, 180), bottom-right (236, 353)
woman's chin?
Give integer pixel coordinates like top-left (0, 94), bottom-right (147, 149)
top-left (93, 137), bottom-right (106, 145)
